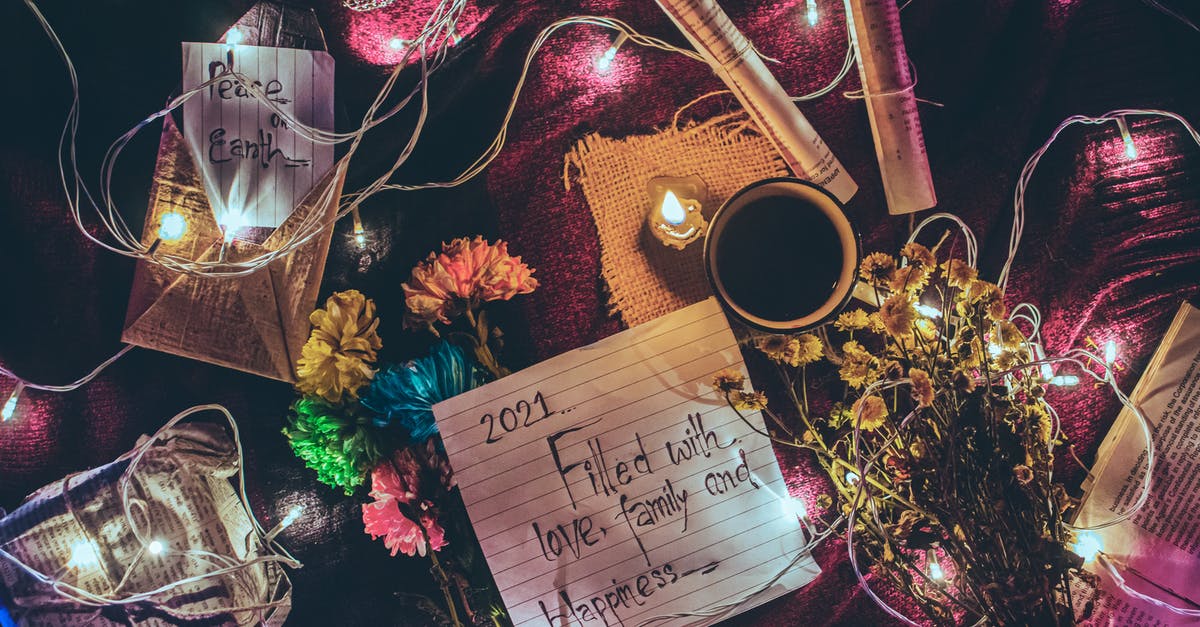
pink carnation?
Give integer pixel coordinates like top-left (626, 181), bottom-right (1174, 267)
top-left (362, 459), bottom-right (448, 557)
top-left (402, 236), bottom-right (538, 326)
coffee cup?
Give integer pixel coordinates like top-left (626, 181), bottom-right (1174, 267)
top-left (704, 178), bottom-right (860, 332)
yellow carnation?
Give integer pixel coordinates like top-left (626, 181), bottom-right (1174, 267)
top-left (757, 334), bottom-right (823, 367)
top-left (888, 265), bottom-right (930, 294)
top-left (851, 395), bottom-right (888, 432)
top-left (756, 336), bottom-right (793, 363)
top-left (942, 259), bottom-right (978, 290)
top-left (879, 293), bottom-right (917, 337)
top-left (834, 309), bottom-right (871, 332)
top-left (711, 369), bottom-right (746, 393)
top-left (958, 280), bottom-right (1007, 322)
top-left (733, 391), bottom-right (769, 412)
top-left (793, 333), bottom-right (824, 366)
top-left (295, 290), bottom-right (383, 402)
top-left (859, 252), bottom-right (897, 286)
top-left (900, 242), bottom-right (936, 270)
top-left (992, 319), bottom-right (1025, 350)
top-left (840, 340), bottom-right (877, 388)
top-left (909, 368), bottom-right (934, 408)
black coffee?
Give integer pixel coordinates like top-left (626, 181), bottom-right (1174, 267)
top-left (713, 194), bottom-right (844, 323)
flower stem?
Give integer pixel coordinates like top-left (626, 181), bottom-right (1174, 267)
top-left (428, 547), bottom-right (462, 627)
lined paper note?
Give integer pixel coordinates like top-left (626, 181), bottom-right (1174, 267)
top-left (434, 298), bottom-right (819, 626)
top-left (182, 43), bottom-right (334, 228)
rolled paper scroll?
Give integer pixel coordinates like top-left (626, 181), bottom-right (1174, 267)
top-left (654, 0), bottom-right (859, 203)
top-left (845, 0), bottom-right (937, 214)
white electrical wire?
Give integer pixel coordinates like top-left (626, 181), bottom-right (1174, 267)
top-left (0, 404), bottom-right (300, 623)
top-left (792, 19), bottom-right (857, 103)
top-left (378, 16), bottom-right (703, 194)
top-left (837, 261), bottom-right (1157, 625)
top-left (25, 0), bottom-right (470, 277)
top-left (1142, 0), bottom-right (1200, 33)
top-left (26, 0), bottom-right (713, 277)
top-left (636, 517), bottom-right (844, 626)
top-left (0, 345), bottom-right (133, 393)
top-left (908, 212), bottom-right (979, 268)
top-left (1097, 553), bottom-right (1200, 616)
top-left (1001, 109), bottom-right (1200, 293)
top-left (26, 0), bottom-right (872, 279)
top-left (19, 0), bottom-right (1200, 619)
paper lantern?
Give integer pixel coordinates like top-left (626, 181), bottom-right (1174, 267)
top-left (0, 406), bottom-right (297, 626)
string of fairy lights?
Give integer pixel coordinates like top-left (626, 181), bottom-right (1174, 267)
top-left (4, 0), bottom-right (1200, 622)
top-left (0, 405), bottom-right (303, 623)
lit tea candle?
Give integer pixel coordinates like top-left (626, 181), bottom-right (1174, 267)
top-left (648, 189), bottom-right (706, 250)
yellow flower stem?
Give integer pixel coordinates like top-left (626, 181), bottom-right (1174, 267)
top-left (800, 366), bottom-right (811, 418)
top-left (778, 369), bottom-right (819, 448)
top-left (929, 229), bottom-right (951, 255)
top-left (828, 457), bottom-right (935, 520)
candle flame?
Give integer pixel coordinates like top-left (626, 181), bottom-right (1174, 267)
top-left (660, 190), bottom-right (687, 225)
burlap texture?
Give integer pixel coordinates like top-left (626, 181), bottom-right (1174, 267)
top-left (565, 112), bottom-right (789, 327)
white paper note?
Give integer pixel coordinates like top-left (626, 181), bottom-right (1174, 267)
top-left (434, 298), bottom-right (819, 627)
top-left (182, 43), bottom-right (334, 229)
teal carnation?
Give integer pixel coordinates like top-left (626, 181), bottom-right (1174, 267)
top-left (283, 396), bottom-right (392, 495)
top-left (361, 341), bottom-right (488, 443)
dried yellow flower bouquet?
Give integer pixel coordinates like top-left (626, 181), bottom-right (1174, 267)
top-left (714, 242), bottom-right (1095, 626)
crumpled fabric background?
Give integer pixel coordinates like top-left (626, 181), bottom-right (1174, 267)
top-left (2, 0), bottom-right (1199, 625)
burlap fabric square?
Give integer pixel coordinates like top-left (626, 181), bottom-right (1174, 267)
top-left (564, 112), bottom-right (789, 327)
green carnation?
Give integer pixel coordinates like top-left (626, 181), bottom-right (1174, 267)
top-left (283, 396), bottom-right (391, 495)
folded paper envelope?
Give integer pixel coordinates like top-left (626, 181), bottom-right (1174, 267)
top-left (122, 115), bottom-right (343, 382)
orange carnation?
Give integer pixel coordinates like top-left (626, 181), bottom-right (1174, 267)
top-left (402, 237), bottom-right (538, 326)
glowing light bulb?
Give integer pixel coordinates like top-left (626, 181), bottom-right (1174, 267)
top-left (281, 505), bottom-right (304, 529)
top-left (1072, 531), bottom-right (1103, 563)
top-left (595, 47), bottom-right (617, 73)
top-left (147, 540), bottom-right (165, 555)
top-left (1049, 374), bottom-right (1080, 387)
top-left (926, 549), bottom-right (946, 582)
top-left (988, 342), bottom-right (1004, 358)
top-left (1032, 343), bottom-right (1054, 380)
top-left (845, 471), bottom-right (860, 486)
top-left (914, 303), bottom-right (942, 318)
top-left (806, 0), bottom-right (819, 26)
top-left (353, 222), bottom-right (366, 248)
top-left (660, 190), bottom-right (687, 226)
top-left (1116, 117), bottom-right (1137, 160)
top-left (68, 540), bottom-right (98, 569)
top-left (225, 27), bottom-right (244, 47)
top-left (388, 37), bottom-right (407, 51)
top-left (1, 382), bottom-right (22, 421)
top-left (158, 212), bottom-right (187, 242)
top-left (1104, 339), bottom-right (1117, 366)
top-left (220, 209), bottom-right (246, 243)
top-left (780, 497), bottom-right (807, 520)
top-left (595, 33), bottom-right (628, 74)
top-left (928, 559), bottom-right (944, 581)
